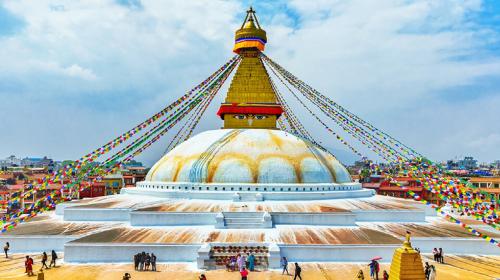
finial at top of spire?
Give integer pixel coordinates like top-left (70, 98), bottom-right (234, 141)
top-left (240, 6), bottom-right (261, 29)
top-left (233, 7), bottom-right (267, 54)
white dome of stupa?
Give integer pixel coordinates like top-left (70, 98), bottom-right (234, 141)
top-left (146, 129), bottom-right (352, 184)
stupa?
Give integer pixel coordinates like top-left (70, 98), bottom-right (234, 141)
top-left (0, 7), bottom-right (498, 271)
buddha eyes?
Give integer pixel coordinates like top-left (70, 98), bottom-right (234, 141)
top-left (233, 114), bottom-right (268, 120)
top-left (234, 115), bottom-right (247, 120)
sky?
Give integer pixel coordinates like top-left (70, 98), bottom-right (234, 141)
top-left (0, 0), bottom-right (499, 166)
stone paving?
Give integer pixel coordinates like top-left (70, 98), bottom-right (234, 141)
top-left (0, 254), bottom-right (498, 279)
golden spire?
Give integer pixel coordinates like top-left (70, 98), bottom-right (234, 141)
top-left (217, 7), bottom-right (282, 129)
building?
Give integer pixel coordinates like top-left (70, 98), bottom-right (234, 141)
top-left (469, 177), bottom-right (500, 204)
top-left (78, 181), bottom-right (106, 199)
top-left (0, 155), bottom-right (21, 168)
top-left (362, 176), bottom-right (443, 206)
top-left (447, 156), bottom-right (478, 171)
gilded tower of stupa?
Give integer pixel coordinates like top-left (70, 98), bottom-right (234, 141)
top-left (216, 7), bottom-right (283, 129)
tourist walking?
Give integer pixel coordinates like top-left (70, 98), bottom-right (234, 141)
top-left (145, 253), bottom-right (151, 271)
top-left (41, 252), bottom-right (49, 269)
top-left (247, 253), bottom-right (255, 271)
top-left (368, 259), bottom-right (379, 280)
top-left (3, 242), bottom-right (9, 258)
top-left (49, 250), bottom-right (58, 267)
top-left (281, 256), bottom-right (289, 275)
top-left (134, 253), bottom-right (139, 270)
top-left (151, 253), bottom-right (157, 271)
top-left (383, 270), bottom-right (389, 280)
top-left (357, 269), bottom-right (364, 280)
top-left (240, 267), bottom-right (249, 280)
top-left (428, 265), bottom-right (436, 280)
top-left (424, 262), bottom-right (430, 279)
top-left (25, 255), bottom-right (34, 276)
top-left (293, 262), bottom-right (302, 280)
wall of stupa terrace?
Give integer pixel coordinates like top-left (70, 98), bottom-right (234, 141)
top-left (126, 182), bottom-right (373, 201)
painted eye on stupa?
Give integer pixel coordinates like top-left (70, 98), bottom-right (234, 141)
top-left (255, 115), bottom-right (267, 120)
top-left (234, 115), bottom-right (247, 120)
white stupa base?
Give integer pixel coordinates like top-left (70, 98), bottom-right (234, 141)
top-left (123, 182), bottom-right (374, 201)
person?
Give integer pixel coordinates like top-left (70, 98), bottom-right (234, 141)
top-left (122, 272), bottom-right (131, 280)
top-left (438, 248), bottom-right (444, 264)
top-left (3, 242), bottom-right (9, 258)
top-left (199, 274), bottom-right (207, 280)
top-left (281, 256), bottom-right (289, 275)
top-left (247, 253), bottom-right (255, 271)
top-left (357, 269), bottom-right (364, 280)
top-left (25, 255), bottom-right (34, 276)
top-left (41, 252), bottom-right (49, 269)
top-left (240, 267), bottom-right (249, 280)
top-left (383, 270), bottom-right (389, 280)
top-left (49, 250), bottom-right (58, 268)
top-left (228, 255), bottom-right (237, 271)
top-left (293, 262), bottom-right (302, 280)
top-left (134, 253), bottom-right (139, 271)
top-left (424, 262), bottom-right (430, 279)
top-left (369, 260), bottom-right (379, 280)
top-left (145, 253), bottom-right (151, 271)
top-left (151, 253), bottom-right (157, 272)
top-left (428, 265), bottom-right (436, 280)
top-left (432, 248), bottom-right (438, 262)
top-left (139, 252), bottom-right (145, 271)
top-left (237, 253), bottom-right (246, 272)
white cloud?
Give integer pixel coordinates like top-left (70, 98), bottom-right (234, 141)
top-left (63, 64), bottom-right (97, 80)
top-left (0, 0), bottom-right (499, 164)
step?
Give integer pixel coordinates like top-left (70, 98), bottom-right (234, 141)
top-left (224, 218), bottom-right (263, 223)
top-left (224, 223), bottom-right (268, 229)
top-left (223, 214), bottom-right (264, 219)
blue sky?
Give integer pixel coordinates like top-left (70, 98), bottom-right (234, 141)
top-left (0, 0), bottom-right (499, 165)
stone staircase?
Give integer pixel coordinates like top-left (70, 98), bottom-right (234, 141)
top-left (215, 212), bottom-right (272, 229)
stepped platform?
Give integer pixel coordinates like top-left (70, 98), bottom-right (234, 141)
top-left (1, 194), bottom-right (498, 268)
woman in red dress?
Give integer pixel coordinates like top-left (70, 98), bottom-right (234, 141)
top-left (25, 255), bottom-right (34, 276)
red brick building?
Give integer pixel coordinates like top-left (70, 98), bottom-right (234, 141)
top-left (362, 176), bottom-right (442, 205)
